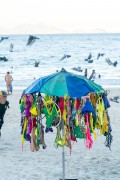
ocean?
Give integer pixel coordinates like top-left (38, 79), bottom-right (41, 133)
top-left (0, 34), bottom-right (120, 180)
top-left (0, 33), bottom-right (120, 89)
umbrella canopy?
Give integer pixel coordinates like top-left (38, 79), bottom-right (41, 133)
top-left (24, 68), bottom-right (104, 98)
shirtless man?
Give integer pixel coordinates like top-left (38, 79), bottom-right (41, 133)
top-left (5, 72), bottom-right (13, 95)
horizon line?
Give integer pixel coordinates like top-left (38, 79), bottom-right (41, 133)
top-left (1, 32), bottom-right (120, 35)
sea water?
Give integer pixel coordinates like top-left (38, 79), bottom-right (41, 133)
top-left (0, 33), bottom-right (120, 89)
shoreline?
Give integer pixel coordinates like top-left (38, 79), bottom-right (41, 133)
top-left (1, 85), bottom-right (120, 91)
top-left (1, 75), bottom-right (120, 92)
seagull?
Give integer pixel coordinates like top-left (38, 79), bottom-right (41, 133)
top-left (34, 61), bottom-right (40, 67)
top-left (85, 53), bottom-right (92, 61)
top-left (106, 58), bottom-right (118, 67)
top-left (97, 53), bottom-right (105, 60)
top-left (72, 66), bottom-right (83, 72)
top-left (26, 35), bottom-right (39, 46)
top-left (59, 54), bottom-right (71, 61)
top-left (97, 53), bottom-right (101, 60)
top-left (0, 36), bottom-right (9, 43)
top-left (110, 96), bottom-right (119, 103)
top-left (0, 56), bottom-right (8, 62)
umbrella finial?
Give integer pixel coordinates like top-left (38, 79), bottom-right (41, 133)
top-left (61, 68), bottom-right (66, 72)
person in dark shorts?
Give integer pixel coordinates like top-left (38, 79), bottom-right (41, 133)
top-left (89, 70), bottom-right (96, 81)
top-left (84, 69), bottom-right (88, 78)
top-left (0, 91), bottom-right (9, 137)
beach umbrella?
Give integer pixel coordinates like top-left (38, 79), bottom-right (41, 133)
top-left (24, 68), bottom-right (104, 97)
top-left (23, 68), bottom-right (106, 180)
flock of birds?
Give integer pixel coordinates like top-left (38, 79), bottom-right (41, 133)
top-left (71, 52), bottom-right (118, 74)
top-left (0, 35), bottom-right (72, 67)
top-left (85, 52), bottom-right (118, 67)
top-left (0, 35), bottom-right (119, 103)
top-left (0, 35), bottom-right (118, 68)
top-left (0, 35), bottom-right (40, 64)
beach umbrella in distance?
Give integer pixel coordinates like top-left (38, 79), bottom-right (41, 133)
top-left (22, 68), bottom-right (112, 180)
top-left (26, 35), bottom-right (39, 46)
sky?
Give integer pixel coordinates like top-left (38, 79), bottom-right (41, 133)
top-left (0, 0), bottom-right (120, 33)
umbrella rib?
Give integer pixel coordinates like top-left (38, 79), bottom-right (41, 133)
top-left (41, 87), bottom-right (51, 95)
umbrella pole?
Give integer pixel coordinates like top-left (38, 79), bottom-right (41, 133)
top-left (62, 117), bottom-right (65, 180)
top-left (53, 102), bottom-right (65, 180)
top-left (62, 146), bottom-right (65, 180)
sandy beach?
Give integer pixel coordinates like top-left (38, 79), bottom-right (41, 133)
top-left (0, 88), bottom-right (120, 180)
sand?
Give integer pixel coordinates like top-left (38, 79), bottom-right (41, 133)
top-left (0, 88), bottom-right (120, 180)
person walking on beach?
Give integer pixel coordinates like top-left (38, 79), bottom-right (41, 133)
top-left (84, 69), bottom-right (88, 78)
top-left (0, 91), bottom-right (9, 137)
top-left (89, 70), bottom-right (96, 81)
top-left (5, 71), bottom-right (13, 95)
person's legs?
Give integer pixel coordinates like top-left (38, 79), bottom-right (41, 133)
top-left (6, 85), bottom-right (9, 94)
top-left (0, 118), bottom-right (4, 137)
top-left (6, 83), bottom-right (10, 94)
top-left (9, 84), bottom-right (13, 94)
top-left (6, 82), bottom-right (11, 95)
